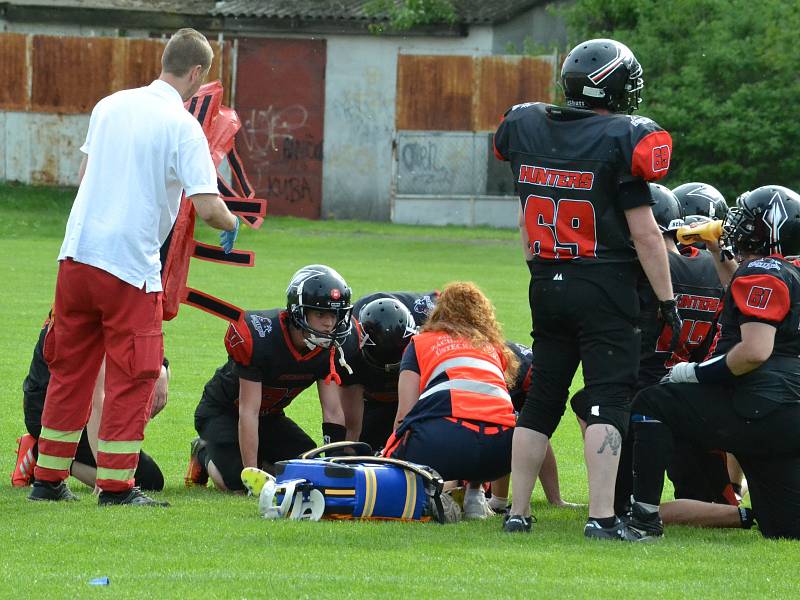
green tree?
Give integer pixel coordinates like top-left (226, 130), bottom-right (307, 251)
top-left (364, 0), bottom-right (456, 32)
top-left (563, 0), bottom-right (800, 201)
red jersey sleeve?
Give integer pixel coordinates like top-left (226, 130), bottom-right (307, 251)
top-left (631, 130), bottom-right (672, 181)
top-left (224, 317), bottom-right (254, 366)
top-left (730, 274), bottom-right (791, 323)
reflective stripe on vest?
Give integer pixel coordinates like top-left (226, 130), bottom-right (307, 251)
top-left (424, 356), bottom-right (505, 389)
top-left (419, 379), bottom-right (512, 403)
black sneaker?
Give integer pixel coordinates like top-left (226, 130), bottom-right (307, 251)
top-left (624, 502), bottom-right (664, 537)
top-left (503, 514), bottom-right (533, 533)
top-left (584, 517), bottom-right (651, 542)
top-left (98, 487), bottom-right (170, 507)
top-left (28, 479), bottom-right (79, 502)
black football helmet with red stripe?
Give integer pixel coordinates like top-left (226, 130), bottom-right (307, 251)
top-left (286, 265), bottom-right (352, 347)
top-left (561, 38), bottom-right (643, 113)
top-left (672, 182), bottom-right (729, 221)
top-left (724, 185), bottom-right (800, 257)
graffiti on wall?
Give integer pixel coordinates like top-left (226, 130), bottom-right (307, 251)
top-left (240, 105), bottom-right (323, 206)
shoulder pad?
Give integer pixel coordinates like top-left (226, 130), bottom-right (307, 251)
top-left (411, 292), bottom-right (438, 320)
top-left (504, 101), bottom-right (542, 118)
top-left (626, 114), bottom-right (658, 129)
top-left (224, 317), bottom-right (254, 367)
top-left (743, 257), bottom-right (783, 272)
top-left (247, 312), bottom-right (276, 339)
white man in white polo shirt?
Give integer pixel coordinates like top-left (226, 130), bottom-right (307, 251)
top-left (30, 28), bottom-right (239, 507)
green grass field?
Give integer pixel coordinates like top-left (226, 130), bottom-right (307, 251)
top-left (0, 183), bottom-right (798, 598)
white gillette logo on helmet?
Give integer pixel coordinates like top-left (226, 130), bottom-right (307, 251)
top-left (582, 86), bottom-right (606, 98)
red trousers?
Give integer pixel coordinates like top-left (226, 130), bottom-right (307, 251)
top-left (35, 259), bottom-right (163, 492)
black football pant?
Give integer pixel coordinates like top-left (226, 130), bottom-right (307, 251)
top-left (518, 263), bottom-right (640, 437)
top-left (572, 388), bottom-right (736, 514)
top-left (632, 381), bottom-right (800, 539)
top-left (196, 412), bottom-right (316, 491)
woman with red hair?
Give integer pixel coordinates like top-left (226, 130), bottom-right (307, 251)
top-left (384, 282), bottom-right (517, 519)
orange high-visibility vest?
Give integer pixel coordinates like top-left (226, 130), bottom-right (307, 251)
top-left (410, 331), bottom-right (516, 427)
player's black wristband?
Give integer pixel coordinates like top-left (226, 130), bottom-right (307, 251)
top-left (162, 356), bottom-right (169, 370)
top-left (322, 422), bottom-right (346, 446)
top-left (694, 354), bottom-right (736, 384)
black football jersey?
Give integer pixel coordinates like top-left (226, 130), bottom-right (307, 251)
top-left (342, 291), bottom-right (439, 403)
top-left (506, 342), bottom-right (533, 411)
top-left (198, 309), bottom-right (359, 417)
top-left (710, 257), bottom-right (800, 359)
top-left (637, 250), bottom-right (724, 388)
top-left (494, 102), bottom-right (672, 264)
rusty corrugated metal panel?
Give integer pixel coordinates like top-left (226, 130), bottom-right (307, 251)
top-left (220, 41), bottom-right (233, 106)
top-left (474, 55), bottom-right (554, 131)
top-left (396, 55), bottom-right (474, 131)
top-left (112, 38), bottom-right (164, 92)
top-left (31, 35), bottom-right (114, 113)
top-left (0, 33), bottom-right (29, 111)
top-left (235, 37), bottom-right (326, 219)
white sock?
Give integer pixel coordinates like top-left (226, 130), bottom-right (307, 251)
top-left (488, 495), bottom-right (508, 510)
top-left (464, 488), bottom-right (483, 503)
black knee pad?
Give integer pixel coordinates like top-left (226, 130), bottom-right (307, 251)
top-left (582, 391), bottom-right (631, 438)
top-left (569, 388), bottom-right (590, 422)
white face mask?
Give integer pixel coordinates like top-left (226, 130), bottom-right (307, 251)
top-left (304, 334), bottom-right (332, 350)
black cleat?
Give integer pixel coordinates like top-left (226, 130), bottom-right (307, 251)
top-left (98, 486), bottom-right (170, 507)
top-left (503, 514), bottom-right (533, 533)
top-left (584, 517), bottom-right (652, 542)
top-left (624, 502), bottom-right (664, 537)
top-left (28, 479), bottom-right (79, 502)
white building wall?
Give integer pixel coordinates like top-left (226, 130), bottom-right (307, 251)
top-left (321, 26), bottom-right (494, 222)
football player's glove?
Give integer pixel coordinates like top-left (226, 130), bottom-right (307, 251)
top-left (658, 299), bottom-right (683, 353)
top-left (661, 361), bottom-right (698, 384)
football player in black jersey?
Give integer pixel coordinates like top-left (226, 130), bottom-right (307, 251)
top-left (186, 265), bottom-right (359, 493)
top-left (630, 185), bottom-right (800, 540)
top-left (338, 291), bottom-right (439, 450)
top-left (14, 314), bottom-right (166, 491)
top-left (495, 38), bottom-right (681, 539)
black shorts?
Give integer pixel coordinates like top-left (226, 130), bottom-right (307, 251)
top-left (518, 263), bottom-right (640, 437)
top-left (359, 400), bottom-right (397, 452)
top-left (196, 411), bottom-right (316, 491)
top-left (387, 417), bottom-right (513, 482)
top-left (633, 378), bottom-right (800, 539)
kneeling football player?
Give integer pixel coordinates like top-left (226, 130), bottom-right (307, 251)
top-left (185, 265), bottom-right (359, 493)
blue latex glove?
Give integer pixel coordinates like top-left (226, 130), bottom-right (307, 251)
top-left (220, 218), bottom-right (239, 254)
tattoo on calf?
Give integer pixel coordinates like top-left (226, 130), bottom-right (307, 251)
top-left (596, 426), bottom-right (621, 455)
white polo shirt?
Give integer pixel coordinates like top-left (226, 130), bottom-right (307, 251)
top-left (59, 79), bottom-right (218, 292)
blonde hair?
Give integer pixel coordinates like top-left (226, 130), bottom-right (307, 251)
top-left (421, 282), bottom-right (519, 385)
top-left (161, 28), bottom-right (213, 76)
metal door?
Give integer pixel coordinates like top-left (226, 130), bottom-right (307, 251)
top-left (235, 38), bottom-right (326, 219)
